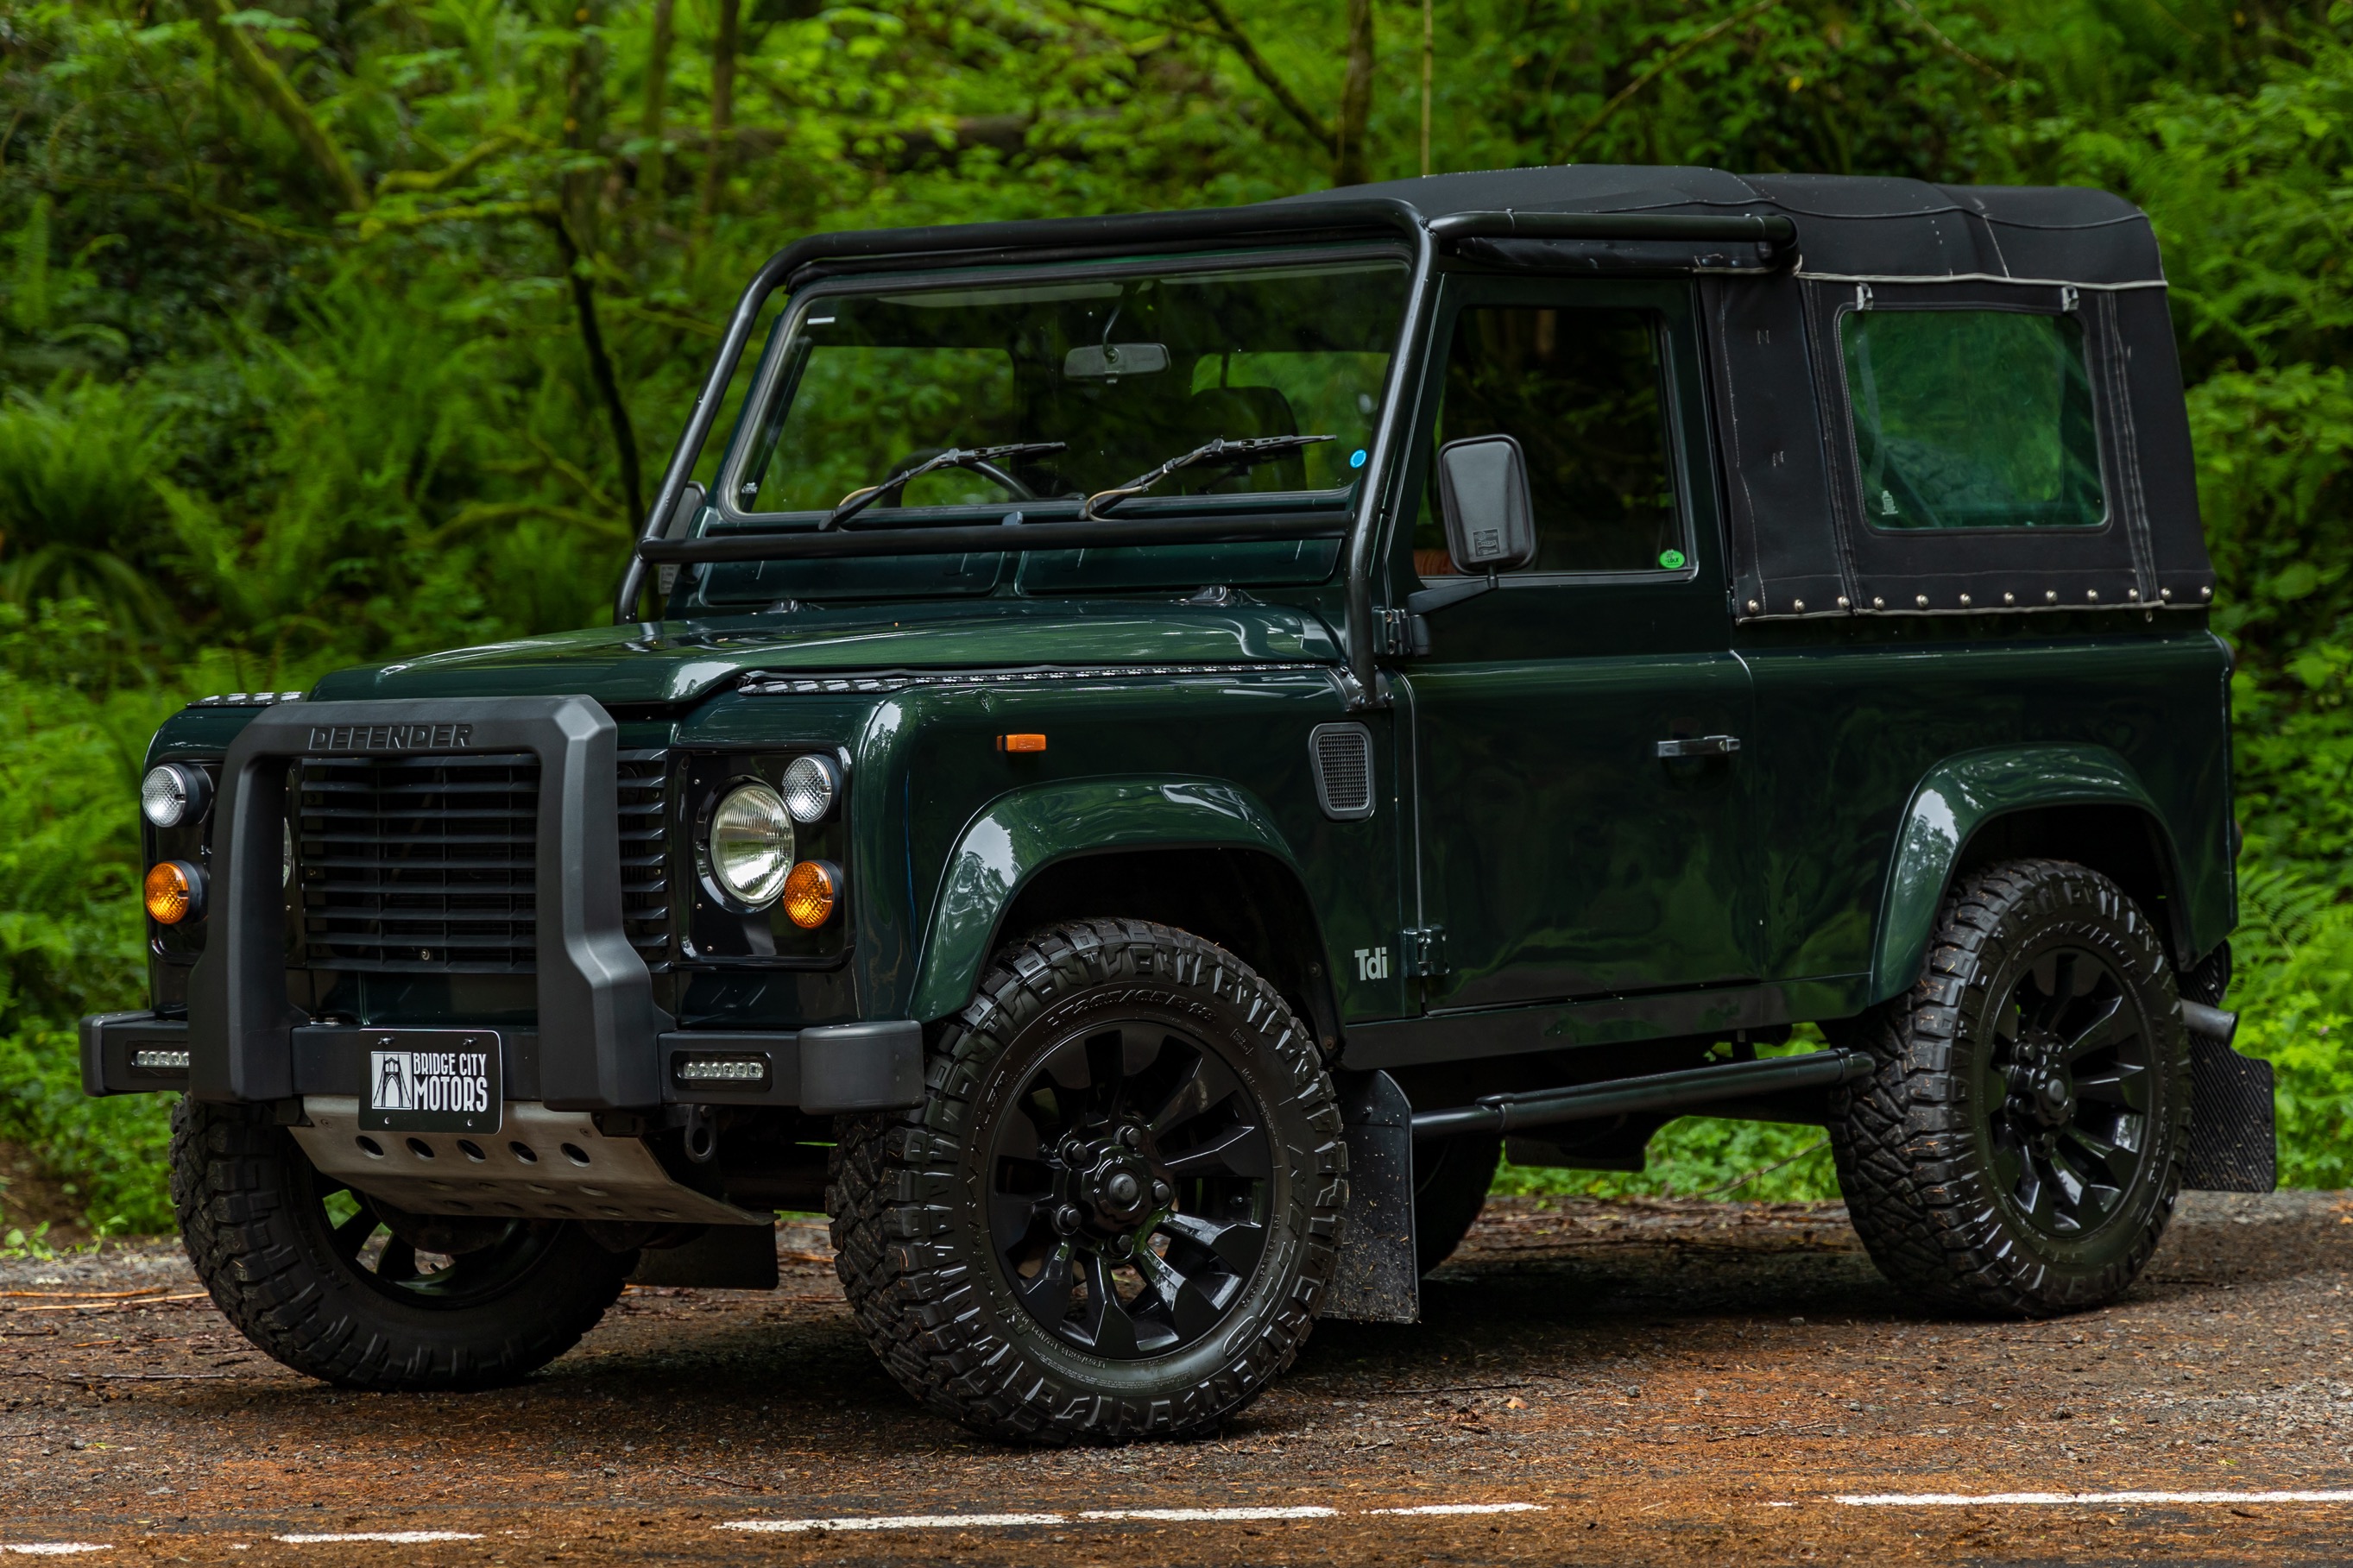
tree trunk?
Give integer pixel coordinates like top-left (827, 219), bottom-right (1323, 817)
top-left (193, 0), bottom-right (369, 211)
top-left (1335, 0), bottom-right (1375, 186)
top-left (639, 0), bottom-right (676, 199)
top-left (700, 0), bottom-right (741, 218)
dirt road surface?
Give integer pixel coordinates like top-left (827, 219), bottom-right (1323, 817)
top-left (5, 1191), bottom-right (2350, 1565)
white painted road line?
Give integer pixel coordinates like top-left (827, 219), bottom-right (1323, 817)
top-left (1836, 1491), bottom-right (2353, 1507)
top-left (719, 1502), bottom-right (1548, 1533)
top-left (274, 1533), bottom-right (487, 1545)
top-left (0, 1549), bottom-right (112, 1558)
top-left (720, 1514), bottom-right (1069, 1534)
top-left (1080, 1507), bottom-right (1337, 1522)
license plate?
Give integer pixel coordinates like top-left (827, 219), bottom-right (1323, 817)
top-left (361, 1030), bottom-right (502, 1134)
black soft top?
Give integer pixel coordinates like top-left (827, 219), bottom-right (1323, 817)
top-left (1275, 165), bottom-right (2165, 287)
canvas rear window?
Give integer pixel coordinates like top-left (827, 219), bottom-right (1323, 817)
top-left (1840, 308), bottom-right (2106, 532)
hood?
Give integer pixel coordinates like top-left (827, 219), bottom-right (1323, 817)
top-left (306, 600), bottom-right (1343, 707)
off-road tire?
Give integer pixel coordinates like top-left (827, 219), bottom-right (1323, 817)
top-left (1829, 857), bottom-right (2192, 1316)
top-left (1412, 1131), bottom-right (1501, 1275)
top-left (172, 1098), bottom-right (634, 1389)
top-left (829, 918), bottom-right (1348, 1444)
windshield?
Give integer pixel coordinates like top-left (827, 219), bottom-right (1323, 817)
top-left (723, 256), bottom-right (1409, 521)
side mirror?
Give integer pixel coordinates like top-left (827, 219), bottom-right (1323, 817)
top-left (1435, 434), bottom-right (1536, 575)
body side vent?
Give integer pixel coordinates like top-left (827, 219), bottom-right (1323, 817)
top-left (1309, 722), bottom-right (1376, 822)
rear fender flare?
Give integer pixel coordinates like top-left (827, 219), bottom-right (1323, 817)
top-left (908, 777), bottom-right (1307, 1023)
top-left (1869, 745), bottom-right (2183, 1004)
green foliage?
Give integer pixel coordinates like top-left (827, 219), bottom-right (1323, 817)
top-left (0, 0), bottom-right (2349, 1228)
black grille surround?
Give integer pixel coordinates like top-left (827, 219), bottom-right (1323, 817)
top-left (293, 749), bottom-right (672, 975)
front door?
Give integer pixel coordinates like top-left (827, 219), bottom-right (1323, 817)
top-left (1399, 276), bottom-right (1758, 1014)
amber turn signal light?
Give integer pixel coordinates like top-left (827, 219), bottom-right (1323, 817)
top-left (144, 860), bottom-right (205, 925)
top-left (996, 733), bottom-right (1047, 753)
top-left (781, 860), bottom-right (840, 929)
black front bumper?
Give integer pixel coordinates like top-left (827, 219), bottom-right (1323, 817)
top-left (80, 1011), bottom-right (923, 1112)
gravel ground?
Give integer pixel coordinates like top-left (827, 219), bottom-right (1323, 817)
top-left (3, 1189), bottom-right (2350, 1564)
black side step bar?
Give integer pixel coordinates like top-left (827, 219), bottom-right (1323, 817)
top-left (1410, 1048), bottom-right (1874, 1142)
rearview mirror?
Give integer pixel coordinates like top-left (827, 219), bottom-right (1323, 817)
top-left (1063, 343), bottom-right (1170, 379)
top-left (1435, 435), bottom-right (1536, 574)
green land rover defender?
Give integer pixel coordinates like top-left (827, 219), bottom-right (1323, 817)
top-left (85, 166), bottom-right (2275, 1444)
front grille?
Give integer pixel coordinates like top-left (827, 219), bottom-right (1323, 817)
top-left (617, 749), bottom-right (672, 967)
top-left (293, 750), bottom-right (672, 974)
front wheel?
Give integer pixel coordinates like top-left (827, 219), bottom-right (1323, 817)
top-left (830, 919), bottom-right (1347, 1444)
top-left (172, 1099), bottom-right (634, 1389)
top-left (1830, 857), bottom-right (2191, 1315)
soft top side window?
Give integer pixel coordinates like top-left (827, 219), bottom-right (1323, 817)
top-left (1414, 305), bottom-right (1683, 578)
top-left (1841, 308), bottom-right (2106, 532)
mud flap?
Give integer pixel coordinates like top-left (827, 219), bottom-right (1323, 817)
top-left (1323, 1070), bottom-right (1418, 1324)
top-left (628, 1224), bottom-right (781, 1289)
top-left (2183, 1001), bottom-right (2275, 1193)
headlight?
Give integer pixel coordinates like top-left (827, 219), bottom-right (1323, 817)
top-left (709, 782), bottom-right (795, 906)
top-left (141, 764), bottom-right (211, 828)
top-left (780, 754), bottom-right (840, 823)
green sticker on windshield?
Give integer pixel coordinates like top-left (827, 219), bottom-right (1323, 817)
top-left (1658, 548), bottom-right (1687, 570)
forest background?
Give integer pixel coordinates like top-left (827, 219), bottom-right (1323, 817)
top-left (3, 0), bottom-right (2351, 1237)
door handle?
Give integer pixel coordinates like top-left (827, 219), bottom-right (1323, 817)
top-left (1656, 735), bottom-right (1741, 759)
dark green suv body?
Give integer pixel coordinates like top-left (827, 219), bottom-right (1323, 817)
top-left (85, 166), bottom-right (2272, 1443)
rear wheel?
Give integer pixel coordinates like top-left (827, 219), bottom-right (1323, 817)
top-left (830, 918), bottom-right (1347, 1444)
top-left (1830, 857), bottom-right (2191, 1315)
top-left (172, 1099), bottom-right (633, 1389)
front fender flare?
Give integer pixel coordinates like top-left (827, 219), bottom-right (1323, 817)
top-left (907, 777), bottom-right (1307, 1023)
top-left (1868, 745), bottom-right (2180, 1005)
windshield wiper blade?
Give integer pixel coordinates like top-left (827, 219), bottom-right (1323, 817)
top-left (1079, 434), bottom-right (1335, 520)
top-left (825, 441), bottom-right (1069, 530)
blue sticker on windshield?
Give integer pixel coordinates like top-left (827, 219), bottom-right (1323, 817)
top-left (1349, 449), bottom-right (1367, 469)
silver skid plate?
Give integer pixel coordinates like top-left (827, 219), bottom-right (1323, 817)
top-left (293, 1098), bottom-right (769, 1226)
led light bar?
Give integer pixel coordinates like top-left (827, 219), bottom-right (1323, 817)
top-left (131, 1048), bottom-right (191, 1072)
top-left (673, 1055), bottom-right (769, 1087)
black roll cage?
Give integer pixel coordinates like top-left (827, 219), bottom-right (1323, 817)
top-left (615, 204), bottom-right (1799, 706)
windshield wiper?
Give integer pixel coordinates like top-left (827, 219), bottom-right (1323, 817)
top-left (825, 441), bottom-right (1069, 530)
top-left (1079, 434), bottom-right (1335, 520)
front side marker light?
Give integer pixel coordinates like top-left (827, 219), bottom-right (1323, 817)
top-left (780, 753), bottom-right (840, 823)
top-left (781, 860), bottom-right (840, 929)
top-left (144, 860), bottom-right (205, 924)
top-left (710, 782), bottom-right (795, 906)
top-left (996, 734), bottom-right (1047, 753)
top-left (140, 764), bottom-right (211, 828)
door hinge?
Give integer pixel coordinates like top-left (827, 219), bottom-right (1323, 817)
top-left (1402, 925), bottom-right (1448, 979)
top-left (1378, 608), bottom-right (1429, 658)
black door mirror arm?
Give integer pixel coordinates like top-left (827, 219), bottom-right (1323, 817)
top-left (1404, 569), bottom-right (1500, 618)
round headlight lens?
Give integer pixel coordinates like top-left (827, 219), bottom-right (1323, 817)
top-left (141, 764), bottom-right (210, 828)
top-left (780, 754), bottom-right (839, 824)
top-left (709, 783), bottom-right (795, 906)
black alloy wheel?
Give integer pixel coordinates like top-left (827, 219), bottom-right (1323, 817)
top-left (1981, 946), bottom-right (2158, 1239)
top-left (173, 1099), bottom-right (635, 1389)
top-left (1832, 857), bottom-right (2191, 1316)
top-left (986, 1019), bottom-right (1272, 1358)
top-left (831, 918), bottom-right (1347, 1444)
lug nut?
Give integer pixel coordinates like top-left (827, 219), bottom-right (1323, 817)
top-left (1151, 1180), bottom-right (1173, 1206)
top-left (1118, 1124), bottom-right (1143, 1149)
top-left (1053, 1204), bottom-right (1082, 1235)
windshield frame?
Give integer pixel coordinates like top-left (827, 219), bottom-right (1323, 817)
top-left (704, 242), bottom-right (1416, 535)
